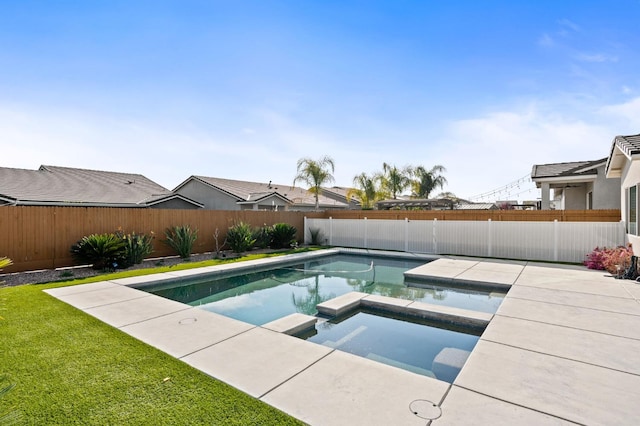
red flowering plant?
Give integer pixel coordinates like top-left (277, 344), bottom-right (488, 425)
top-left (584, 245), bottom-right (634, 275)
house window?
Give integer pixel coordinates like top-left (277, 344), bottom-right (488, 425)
top-left (587, 191), bottom-right (593, 210)
top-left (629, 185), bottom-right (637, 235)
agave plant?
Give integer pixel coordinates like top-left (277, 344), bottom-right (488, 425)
top-left (164, 225), bottom-right (198, 259)
top-left (118, 231), bottom-right (155, 267)
top-left (226, 222), bottom-right (256, 254)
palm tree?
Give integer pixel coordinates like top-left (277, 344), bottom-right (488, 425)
top-left (411, 165), bottom-right (448, 199)
top-left (293, 156), bottom-right (335, 211)
top-left (347, 173), bottom-right (382, 210)
top-left (380, 163), bottom-right (411, 199)
top-left (436, 191), bottom-right (461, 202)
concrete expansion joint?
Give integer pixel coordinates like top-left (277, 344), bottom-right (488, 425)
top-left (257, 348), bottom-right (336, 400)
top-left (452, 385), bottom-right (585, 425)
top-left (494, 313), bottom-right (640, 341)
top-left (177, 325), bottom-right (258, 360)
top-left (480, 337), bottom-right (640, 377)
top-left (503, 294), bottom-right (640, 317)
top-left (112, 305), bottom-right (192, 329)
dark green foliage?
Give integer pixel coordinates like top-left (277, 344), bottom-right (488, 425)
top-left (164, 226), bottom-right (198, 259)
top-left (226, 222), bottom-right (256, 253)
top-left (252, 225), bottom-right (273, 249)
top-left (119, 231), bottom-right (155, 267)
top-left (271, 223), bottom-right (298, 249)
top-left (70, 233), bottom-right (127, 270)
top-left (309, 227), bottom-right (324, 245)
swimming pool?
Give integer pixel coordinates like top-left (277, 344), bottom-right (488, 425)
top-left (297, 308), bottom-right (481, 382)
top-left (145, 253), bottom-right (506, 325)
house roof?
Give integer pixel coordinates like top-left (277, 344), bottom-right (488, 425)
top-left (0, 165), bottom-right (202, 208)
top-left (456, 202), bottom-right (498, 210)
top-left (530, 158), bottom-right (605, 188)
top-left (531, 158), bottom-right (606, 179)
top-left (376, 198), bottom-right (454, 210)
top-left (320, 186), bottom-right (361, 204)
top-left (605, 133), bottom-right (640, 178)
top-left (176, 176), bottom-right (349, 208)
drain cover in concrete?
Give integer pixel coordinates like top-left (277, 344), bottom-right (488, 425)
top-left (409, 399), bottom-right (442, 420)
top-left (179, 317), bottom-right (197, 325)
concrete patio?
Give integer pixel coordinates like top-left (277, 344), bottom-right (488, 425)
top-left (44, 250), bottom-right (640, 425)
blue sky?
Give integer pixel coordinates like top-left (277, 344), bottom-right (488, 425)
top-left (2, 1), bottom-right (639, 202)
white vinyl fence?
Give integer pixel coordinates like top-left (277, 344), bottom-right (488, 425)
top-left (304, 217), bottom-right (627, 264)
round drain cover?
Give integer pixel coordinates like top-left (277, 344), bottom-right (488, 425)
top-left (409, 399), bottom-right (442, 420)
top-left (179, 317), bottom-right (197, 325)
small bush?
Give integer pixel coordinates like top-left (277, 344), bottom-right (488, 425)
top-left (119, 231), bottom-right (155, 267)
top-left (164, 225), bottom-right (198, 259)
top-left (584, 245), bottom-right (634, 275)
top-left (252, 225), bottom-right (273, 249)
top-left (309, 227), bottom-right (323, 245)
top-left (70, 233), bottom-right (127, 270)
top-left (226, 222), bottom-right (256, 253)
top-left (271, 223), bottom-right (297, 249)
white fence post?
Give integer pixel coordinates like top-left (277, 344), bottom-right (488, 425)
top-left (433, 218), bottom-right (438, 254)
top-left (554, 219), bottom-right (559, 262)
top-left (405, 218), bottom-right (409, 252)
top-left (304, 216), bottom-right (307, 244)
top-left (329, 217), bottom-right (334, 246)
top-left (487, 219), bottom-right (492, 257)
top-left (364, 217), bottom-right (368, 248)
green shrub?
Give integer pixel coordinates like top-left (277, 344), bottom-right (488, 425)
top-left (309, 227), bottom-right (323, 245)
top-left (119, 231), bottom-right (155, 267)
top-left (226, 222), bottom-right (256, 253)
top-left (164, 226), bottom-right (198, 259)
top-left (252, 225), bottom-right (273, 249)
top-left (271, 223), bottom-right (298, 249)
top-left (0, 257), bottom-right (12, 286)
top-left (70, 233), bottom-right (127, 270)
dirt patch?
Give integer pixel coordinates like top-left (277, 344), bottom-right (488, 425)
top-left (0, 250), bottom-right (277, 288)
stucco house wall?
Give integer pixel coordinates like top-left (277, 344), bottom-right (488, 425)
top-left (175, 179), bottom-right (241, 210)
top-left (592, 166), bottom-right (621, 209)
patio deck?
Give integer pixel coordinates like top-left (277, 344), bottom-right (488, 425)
top-left (44, 250), bottom-right (640, 425)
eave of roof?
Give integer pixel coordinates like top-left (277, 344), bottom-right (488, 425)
top-left (606, 134), bottom-right (640, 178)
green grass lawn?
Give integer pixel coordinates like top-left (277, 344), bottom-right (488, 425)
top-left (0, 251), bottom-right (314, 425)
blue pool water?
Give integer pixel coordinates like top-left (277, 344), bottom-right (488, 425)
top-left (297, 308), bottom-right (481, 382)
top-left (146, 254), bottom-right (506, 325)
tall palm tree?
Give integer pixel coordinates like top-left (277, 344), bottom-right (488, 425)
top-left (347, 172), bottom-right (381, 210)
top-left (293, 156), bottom-right (335, 211)
top-left (380, 163), bottom-right (411, 199)
top-left (411, 165), bottom-right (448, 199)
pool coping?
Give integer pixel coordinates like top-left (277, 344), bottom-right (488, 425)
top-left (43, 248), bottom-right (640, 425)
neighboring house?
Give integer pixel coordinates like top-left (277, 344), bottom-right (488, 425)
top-left (173, 176), bottom-right (350, 211)
top-left (319, 186), bottom-right (361, 209)
top-left (456, 202), bottom-right (499, 210)
top-left (605, 133), bottom-right (640, 249)
top-left (531, 158), bottom-right (620, 210)
top-left (376, 198), bottom-right (455, 210)
top-left (0, 165), bottom-right (203, 209)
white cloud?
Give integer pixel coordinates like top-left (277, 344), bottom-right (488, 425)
top-left (575, 53), bottom-right (618, 63)
top-left (599, 96), bottom-right (640, 132)
top-left (434, 104), bottom-right (613, 201)
top-left (558, 18), bottom-right (581, 33)
top-left (537, 33), bottom-right (554, 47)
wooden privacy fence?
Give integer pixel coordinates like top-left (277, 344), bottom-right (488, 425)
top-left (0, 206), bottom-right (621, 273)
top-left (0, 206), bottom-right (321, 273)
